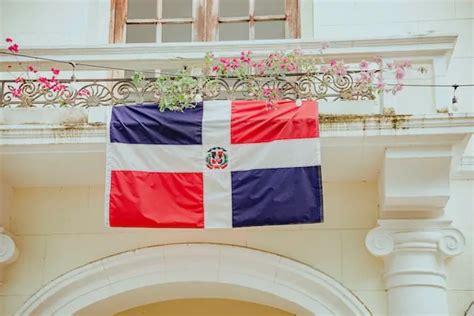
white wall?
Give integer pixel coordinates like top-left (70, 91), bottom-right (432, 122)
top-left (313, 0), bottom-right (474, 114)
top-left (0, 0), bottom-right (110, 46)
top-left (1, 182), bottom-right (390, 315)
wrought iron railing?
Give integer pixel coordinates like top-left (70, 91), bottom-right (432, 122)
top-left (0, 72), bottom-right (376, 108)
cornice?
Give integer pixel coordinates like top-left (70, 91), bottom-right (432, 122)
top-left (1, 114), bottom-right (473, 146)
top-left (0, 34), bottom-right (457, 71)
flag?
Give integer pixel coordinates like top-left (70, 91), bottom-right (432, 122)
top-left (105, 100), bottom-right (323, 228)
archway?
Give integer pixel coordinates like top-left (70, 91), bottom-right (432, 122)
top-left (16, 243), bottom-right (371, 315)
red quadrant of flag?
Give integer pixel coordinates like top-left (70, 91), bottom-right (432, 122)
top-left (230, 100), bottom-right (319, 144)
top-left (109, 171), bottom-right (204, 228)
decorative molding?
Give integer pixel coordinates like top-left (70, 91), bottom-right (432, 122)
top-left (0, 34), bottom-right (457, 72)
top-left (1, 111), bottom-right (473, 146)
top-left (0, 72), bottom-right (378, 108)
top-left (16, 243), bottom-right (371, 316)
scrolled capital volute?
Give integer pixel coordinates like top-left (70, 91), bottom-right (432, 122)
top-left (438, 228), bottom-right (466, 257)
top-left (0, 233), bottom-right (18, 264)
top-left (365, 227), bottom-right (394, 257)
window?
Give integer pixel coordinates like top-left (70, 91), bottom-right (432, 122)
top-left (110, 0), bottom-right (300, 43)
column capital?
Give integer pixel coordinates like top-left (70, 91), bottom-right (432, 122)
top-left (366, 219), bottom-right (465, 258)
top-left (0, 229), bottom-right (18, 265)
top-left (366, 220), bottom-right (465, 315)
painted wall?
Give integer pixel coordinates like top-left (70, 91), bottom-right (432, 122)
top-left (1, 181), bottom-right (385, 315)
top-left (115, 298), bottom-right (293, 316)
top-left (0, 0), bottom-right (110, 46)
top-left (1, 180), bottom-right (472, 315)
top-left (313, 0), bottom-right (474, 114)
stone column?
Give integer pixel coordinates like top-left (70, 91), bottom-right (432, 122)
top-left (366, 219), bottom-right (465, 316)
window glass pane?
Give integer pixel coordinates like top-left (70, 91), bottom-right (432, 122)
top-left (162, 23), bottom-right (192, 42)
top-left (162, 0), bottom-right (192, 18)
top-left (126, 24), bottom-right (157, 43)
top-left (255, 0), bottom-right (285, 15)
top-left (127, 0), bottom-right (157, 19)
top-left (255, 20), bottom-right (285, 39)
top-left (220, 0), bottom-right (248, 17)
top-left (219, 22), bottom-right (249, 41)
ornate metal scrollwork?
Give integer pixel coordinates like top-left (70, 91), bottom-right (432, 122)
top-left (0, 72), bottom-right (376, 108)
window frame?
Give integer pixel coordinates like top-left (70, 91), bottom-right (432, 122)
top-left (110, 0), bottom-right (300, 43)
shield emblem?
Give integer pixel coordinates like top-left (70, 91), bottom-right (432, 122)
top-left (206, 147), bottom-right (228, 170)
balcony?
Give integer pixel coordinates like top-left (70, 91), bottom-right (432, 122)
top-left (0, 34), bottom-right (461, 114)
top-left (1, 34), bottom-right (473, 188)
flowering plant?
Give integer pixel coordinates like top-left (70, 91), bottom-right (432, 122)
top-left (204, 48), bottom-right (425, 93)
top-left (3, 38), bottom-right (69, 100)
top-left (3, 37), bottom-right (426, 111)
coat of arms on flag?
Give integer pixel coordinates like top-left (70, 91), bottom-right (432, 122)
top-left (105, 100), bottom-right (323, 228)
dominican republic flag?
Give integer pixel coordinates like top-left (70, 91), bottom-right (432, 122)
top-left (105, 100), bottom-right (323, 228)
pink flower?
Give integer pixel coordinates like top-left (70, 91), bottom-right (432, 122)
top-left (287, 63), bottom-right (296, 72)
top-left (5, 37), bottom-right (13, 43)
top-left (240, 50), bottom-right (252, 63)
top-left (27, 65), bottom-right (38, 73)
top-left (15, 76), bottom-right (25, 83)
top-left (77, 89), bottom-right (90, 97)
top-left (400, 60), bottom-right (412, 68)
top-left (329, 59), bottom-right (337, 66)
top-left (359, 60), bottom-right (369, 70)
top-left (395, 67), bottom-right (405, 81)
top-left (7, 44), bottom-right (19, 53)
top-left (332, 61), bottom-right (348, 77)
top-left (11, 88), bottom-right (22, 98)
top-left (211, 65), bottom-right (219, 72)
top-left (359, 72), bottom-right (371, 82)
top-left (376, 82), bottom-right (385, 90)
top-left (51, 68), bottom-right (60, 76)
top-left (38, 76), bottom-right (51, 88)
top-left (52, 83), bottom-right (67, 92)
top-left (263, 87), bottom-right (272, 97)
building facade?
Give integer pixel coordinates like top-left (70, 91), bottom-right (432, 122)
top-left (0, 0), bottom-right (473, 315)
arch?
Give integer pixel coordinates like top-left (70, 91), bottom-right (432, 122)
top-left (16, 243), bottom-right (371, 316)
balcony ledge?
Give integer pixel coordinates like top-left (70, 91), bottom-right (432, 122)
top-left (1, 112), bottom-right (472, 147)
top-left (0, 34), bottom-right (458, 72)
